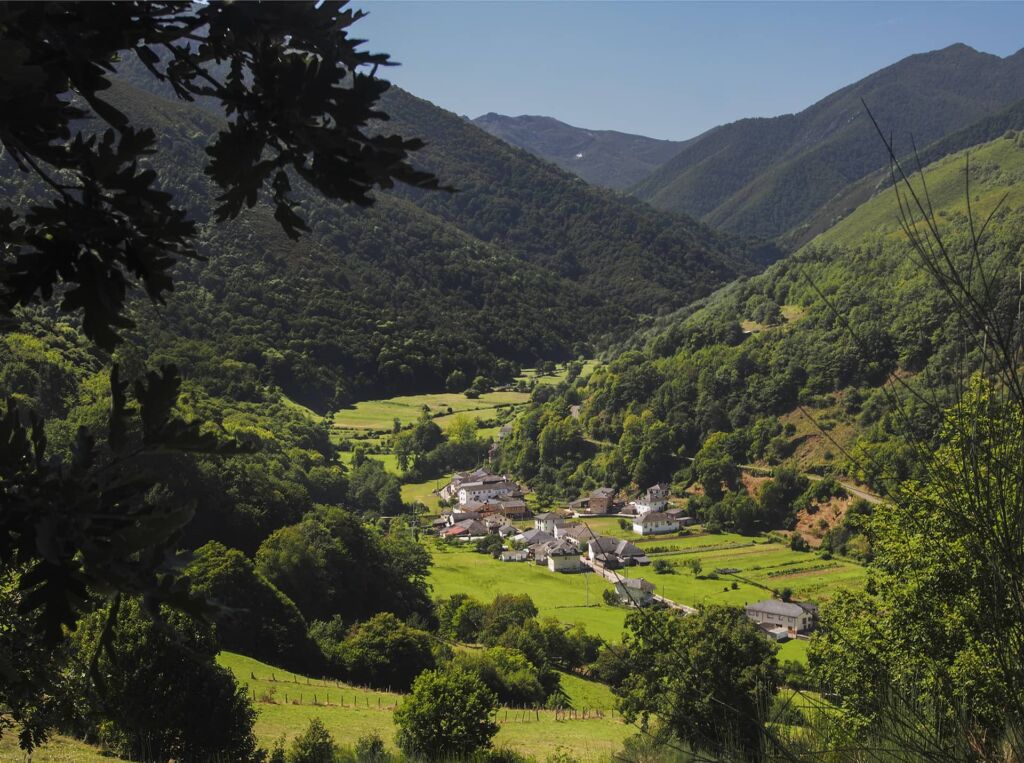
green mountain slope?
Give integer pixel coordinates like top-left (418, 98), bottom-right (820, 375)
top-left (471, 112), bottom-right (688, 190)
top-left (497, 130), bottom-right (1024, 509)
top-left (632, 44), bottom-right (1024, 240)
top-left (2, 77), bottom-right (766, 413)
top-left (782, 96), bottom-right (1024, 248)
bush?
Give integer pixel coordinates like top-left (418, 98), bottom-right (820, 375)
top-left (394, 667), bottom-right (499, 759)
top-left (653, 559), bottom-right (674, 574)
top-left (354, 732), bottom-right (388, 763)
top-left (316, 612), bottom-right (435, 691)
top-left (790, 534), bottom-right (810, 552)
top-left (288, 717), bottom-right (337, 763)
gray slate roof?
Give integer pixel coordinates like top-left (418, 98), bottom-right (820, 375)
top-left (745, 600), bottom-right (812, 617)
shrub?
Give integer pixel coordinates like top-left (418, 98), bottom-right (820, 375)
top-left (653, 559), bottom-right (674, 574)
top-left (394, 667), bottom-right (499, 759)
top-left (317, 612), bottom-right (434, 691)
top-left (288, 718), bottom-right (337, 763)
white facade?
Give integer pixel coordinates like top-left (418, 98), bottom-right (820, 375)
top-left (547, 553), bottom-right (583, 573)
top-left (632, 513), bottom-right (680, 536)
top-left (534, 514), bottom-right (565, 534)
top-left (458, 481), bottom-right (515, 506)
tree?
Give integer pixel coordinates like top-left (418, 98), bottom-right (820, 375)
top-left (617, 606), bottom-right (780, 758)
top-left (0, 3), bottom-right (440, 750)
top-left (690, 432), bottom-right (740, 501)
top-left (255, 506), bottom-right (431, 625)
top-left (332, 612), bottom-right (435, 691)
top-left (480, 594), bottom-right (539, 644)
top-left (451, 647), bottom-right (547, 707)
top-left (759, 467), bottom-right (810, 527)
top-left (810, 381), bottom-right (1024, 748)
top-left (67, 598), bottom-right (261, 762)
top-left (437, 594), bottom-right (487, 643)
top-left (394, 667), bottom-right (499, 759)
top-left (0, 2), bottom-right (440, 350)
top-left (184, 541), bottom-right (321, 672)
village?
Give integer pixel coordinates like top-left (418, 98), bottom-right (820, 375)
top-left (431, 467), bottom-right (819, 642)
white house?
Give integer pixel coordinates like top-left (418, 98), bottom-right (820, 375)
top-left (457, 479), bottom-right (518, 506)
top-left (545, 540), bottom-right (583, 573)
top-left (534, 512), bottom-right (566, 534)
top-left (744, 600), bottom-right (818, 634)
top-left (632, 483), bottom-right (670, 515)
top-left (614, 578), bottom-right (655, 606)
top-left (632, 512), bottom-right (680, 536)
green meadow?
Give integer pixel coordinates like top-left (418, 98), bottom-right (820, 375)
top-left (428, 542), bottom-right (626, 642)
top-left (220, 652), bottom-right (633, 761)
top-left (428, 533), bottom-right (863, 651)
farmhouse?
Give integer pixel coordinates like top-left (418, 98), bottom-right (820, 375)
top-left (632, 512), bottom-right (680, 536)
top-left (457, 479), bottom-right (521, 506)
top-left (568, 487), bottom-right (617, 516)
top-left (445, 511), bottom-right (482, 526)
top-left (614, 578), bottom-right (656, 607)
top-left (484, 514), bottom-right (510, 531)
top-left (480, 499), bottom-right (531, 520)
top-left (630, 483), bottom-right (670, 516)
top-left (500, 549), bottom-right (529, 562)
top-left (744, 600), bottom-right (819, 634)
top-left (588, 536), bottom-right (649, 568)
top-left (437, 468), bottom-right (497, 501)
top-left (438, 468), bottom-right (523, 506)
top-left (556, 524), bottom-right (597, 545)
top-left (534, 512), bottom-right (566, 534)
top-left (497, 525), bottom-right (518, 539)
top-left (441, 518), bottom-right (488, 540)
top-left (544, 540), bottom-right (583, 573)
top-left (498, 423), bottom-right (513, 440)
top-left (516, 528), bottom-right (554, 547)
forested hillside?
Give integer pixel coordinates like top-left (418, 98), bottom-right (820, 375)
top-left (632, 44), bottom-right (1024, 239)
top-left (498, 130), bottom-right (1024, 513)
top-left (471, 112), bottom-right (688, 190)
top-left (781, 95), bottom-right (1024, 248)
top-left (4, 77), bottom-right (769, 413)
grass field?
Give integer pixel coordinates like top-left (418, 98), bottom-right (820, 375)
top-left (333, 391), bottom-right (528, 434)
top-left (429, 542), bottom-right (626, 642)
top-left (221, 651), bottom-right (632, 761)
top-left (622, 536), bottom-right (866, 607)
top-left (0, 733), bottom-right (131, 762)
top-left (428, 534), bottom-right (862, 653)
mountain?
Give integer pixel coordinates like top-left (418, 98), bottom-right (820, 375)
top-left (497, 128), bottom-right (1024, 501)
top-left (1, 76), bottom-right (768, 412)
top-left (780, 95), bottom-right (1024, 249)
top-left (632, 44), bottom-right (1024, 240)
top-left (471, 113), bottom-right (688, 190)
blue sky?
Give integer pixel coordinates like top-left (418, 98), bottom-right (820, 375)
top-left (354, 1), bottom-right (1024, 140)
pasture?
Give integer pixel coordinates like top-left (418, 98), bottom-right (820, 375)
top-left (221, 652), bottom-right (633, 761)
top-left (428, 532), bottom-right (864, 654)
top-left (332, 390), bottom-right (528, 434)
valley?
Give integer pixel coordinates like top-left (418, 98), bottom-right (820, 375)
top-left (4, 6), bottom-right (1024, 762)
